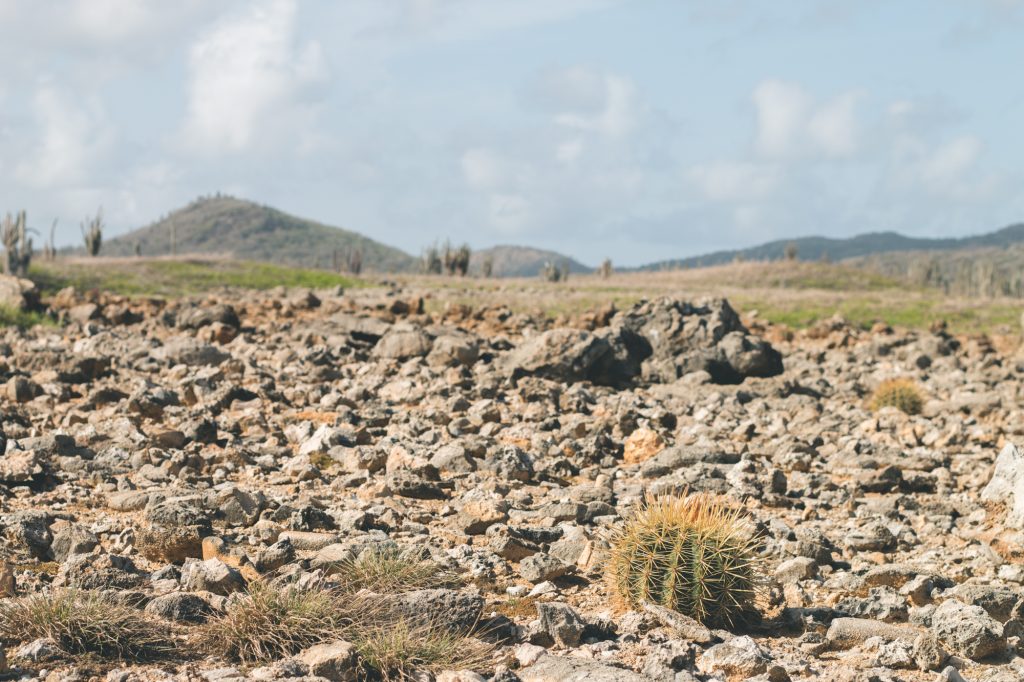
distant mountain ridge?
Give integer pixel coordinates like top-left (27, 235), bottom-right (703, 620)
top-left (470, 245), bottom-right (590, 277)
top-left (637, 224), bottom-right (1024, 270)
top-left (103, 196), bottom-right (416, 272)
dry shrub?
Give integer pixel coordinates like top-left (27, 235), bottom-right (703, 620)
top-left (0, 589), bottom-right (174, 661)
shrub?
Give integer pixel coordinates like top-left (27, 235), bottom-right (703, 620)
top-left (0, 589), bottom-right (174, 661)
top-left (607, 494), bottom-right (759, 626)
top-left (336, 546), bottom-right (457, 594)
top-left (869, 378), bottom-right (924, 415)
top-left (352, 618), bottom-right (492, 682)
top-left (196, 581), bottom-right (350, 664)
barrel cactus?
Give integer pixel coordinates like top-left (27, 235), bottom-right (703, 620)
top-left (869, 378), bottom-right (924, 415)
top-left (607, 494), bottom-right (759, 626)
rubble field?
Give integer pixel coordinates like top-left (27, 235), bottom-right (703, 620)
top-left (2, 282), bottom-right (1024, 682)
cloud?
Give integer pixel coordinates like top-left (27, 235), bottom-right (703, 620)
top-left (689, 161), bottom-right (782, 202)
top-left (753, 79), bottom-right (861, 159)
top-left (533, 67), bottom-right (639, 138)
top-left (180, 0), bottom-right (328, 155)
top-left (15, 81), bottom-right (113, 187)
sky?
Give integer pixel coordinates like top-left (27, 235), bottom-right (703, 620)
top-left (0, 0), bottom-right (1022, 266)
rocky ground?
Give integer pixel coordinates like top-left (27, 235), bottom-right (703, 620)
top-left (2, 279), bottom-right (1024, 682)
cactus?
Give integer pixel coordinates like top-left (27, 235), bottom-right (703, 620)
top-left (422, 244), bottom-right (442, 274)
top-left (598, 258), bottom-right (613, 279)
top-left (869, 378), bottom-right (923, 415)
top-left (541, 260), bottom-right (569, 283)
top-left (607, 494), bottom-right (759, 626)
top-left (1, 210), bottom-right (34, 277)
top-left (481, 255), bottom-right (493, 278)
top-left (81, 208), bottom-right (103, 257)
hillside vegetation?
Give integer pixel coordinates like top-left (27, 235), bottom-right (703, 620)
top-left (469, 245), bottom-right (590, 277)
top-left (100, 196), bottom-right (415, 272)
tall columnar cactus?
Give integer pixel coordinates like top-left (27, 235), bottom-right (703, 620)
top-left (607, 494), bottom-right (759, 626)
top-left (81, 208), bottom-right (104, 257)
top-left (1, 210), bottom-right (34, 277)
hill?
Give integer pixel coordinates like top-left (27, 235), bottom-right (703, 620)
top-left (470, 245), bottom-right (591, 277)
top-left (637, 223), bottom-right (1024, 270)
top-left (101, 196), bottom-right (416, 272)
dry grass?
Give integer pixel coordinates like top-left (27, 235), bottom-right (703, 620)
top-left (195, 581), bottom-right (350, 665)
top-left (869, 378), bottom-right (925, 415)
top-left (336, 546), bottom-right (458, 594)
top-left (352, 618), bottom-right (493, 682)
top-left (0, 589), bottom-right (175, 661)
top-left (607, 494), bottom-right (760, 626)
top-left (199, 559), bottom-right (488, 678)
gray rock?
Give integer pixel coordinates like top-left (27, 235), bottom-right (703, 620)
top-left (982, 443), bottom-right (1024, 528)
top-left (930, 599), bottom-right (1005, 660)
top-left (385, 589), bottom-right (484, 633)
top-left (697, 636), bottom-right (771, 678)
top-left (536, 602), bottom-right (585, 647)
top-left (145, 592), bottom-right (215, 623)
top-left (518, 654), bottom-right (647, 682)
top-left (373, 327), bottom-right (433, 360)
top-left (181, 559), bottom-right (246, 596)
top-left (50, 525), bottom-right (99, 562)
top-left (295, 640), bottom-right (359, 681)
top-left (519, 553), bottom-right (570, 584)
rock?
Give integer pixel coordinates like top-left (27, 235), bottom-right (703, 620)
top-left (177, 303), bottom-right (240, 330)
top-left (50, 524), bottom-right (99, 562)
top-left (385, 589), bottom-right (484, 633)
top-left (517, 655), bottom-right (648, 682)
top-left (181, 558), bottom-right (246, 595)
top-left (982, 443), bottom-right (1024, 528)
top-left (697, 636), bottom-right (771, 678)
top-left (622, 427), bottom-right (665, 464)
top-left (7, 376), bottom-right (40, 403)
top-left (0, 274), bottom-right (39, 311)
top-left (824, 618), bottom-right (920, 650)
top-left (0, 448), bottom-right (45, 481)
top-left (295, 640), bottom-right (359, 681)
top-left (930, 599), bottom-right (1005, 660)
top-left (145, 592), bottom-right (215, 623)
top-left (373, 326), bottom-right (433, 359)
top-left (643, 603), bottom-right (715, 643)
top-left (0, 560), bottom-right (14, 597)
top-left (775, 557), bottom-right (818, 584)
top-left (159, 337), bottom-right (230, 366)
top-left (912, 632), bottom-right (948, 672)
top-left (536, 602), bottom-right (585, 647)
top-left (519, 553), bottom-right (570, 583)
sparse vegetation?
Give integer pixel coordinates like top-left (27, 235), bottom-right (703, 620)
top-left (442, 241), bottom-right (471, 276)
top-left (481, 254), bottom-right (494, 278)
top-left (0, 589), bottom-right (174, 661)
top-left (784, 242), bottom-right (798, 261)
top-left (869, 378), bottom-right (924, 415)
top-left (42, 219), bottom-right (58, 261)
top-left (196, 581), bottom-right (350, 665)
top-left (30, 258), bottom-right (359, 298)
top-left (336, 546), bottom-right (457, 594)
top-left (2, 210), bottom-right (34, 277)
top-left (81, 208), bottom-right (104, 257)
top-left (607, 494), bottom-right (759, 626)
top-left (541, 260), bottom-right (570, 283)
top-left (422, 244), bottom-right (443, 274)
top-left (353, 618), bottom-right (492, 682)
top-left (598, 258), bottom-right (613, 279)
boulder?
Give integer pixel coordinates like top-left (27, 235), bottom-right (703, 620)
top-left (982, 443), bottom-right (1024, 528)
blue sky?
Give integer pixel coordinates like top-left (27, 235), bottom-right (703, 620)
top-left (0, 0), bottom-right (1021, 266)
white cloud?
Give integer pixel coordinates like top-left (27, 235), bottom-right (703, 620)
top-left (460, 148), bottom-right (506, 189)
top-left (15, 82), bottom-right (113, 187)
top-left (689, 161), bottom-right (781, 202)
top-left (921, 135), bottom-right (982, 187)
top-left (552, 72), bottom-right (638, 137)
top-left (753, 79), bottom-right (860, 159)
top-left (180, 0), bottom-right (328, 155)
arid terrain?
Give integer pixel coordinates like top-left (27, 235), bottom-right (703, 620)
top-left (2, 263), bottom-right (1024, 682)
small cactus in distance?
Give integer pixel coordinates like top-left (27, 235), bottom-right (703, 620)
top-left (607, 494), bottom-right (759, 626)
top-left (81, 208), bottom-right (103, 257)
top-left (869, 378), bottom-right (924, 415)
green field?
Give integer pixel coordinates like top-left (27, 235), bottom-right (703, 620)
top-left (30, 257), bottom-right (360, 298)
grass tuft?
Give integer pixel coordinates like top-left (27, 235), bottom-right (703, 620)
top-left (0, 304), bottom-right (55, 329)
top-left (869, 378), bottom-right (925, 415)
top-left (337, 546), bottom-right (458, 594)
top-left (195, 581), bottom-right (350, 665)
top-left (352, 618), bottom-right (492, 682)
top-left (607, 494), bottom-right (760, 627)
top-left (0, 589), bottom-right (174, 661)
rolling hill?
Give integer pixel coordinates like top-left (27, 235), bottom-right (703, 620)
top-left (469, 245), bottom-right (591, 277)
top-left (637, 223), bottom-right (1024, 270)
top-left (101, 196), bottom-right (416, 272)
